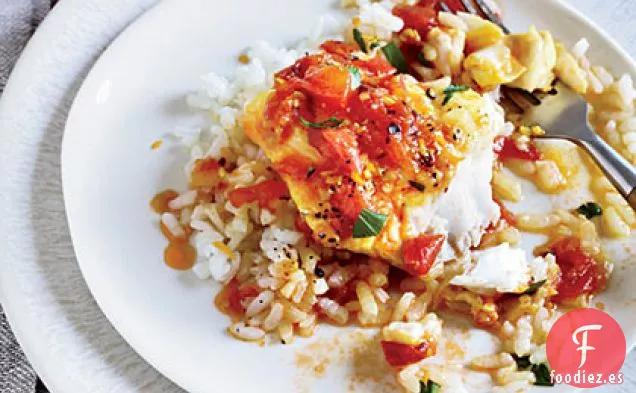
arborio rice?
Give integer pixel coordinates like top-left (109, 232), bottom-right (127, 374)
top-left (150, 1), bottom-right (635, 392)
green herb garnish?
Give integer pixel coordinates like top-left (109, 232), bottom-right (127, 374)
top-left (442, 84), bottom-right (470, 105)
top-left (419, 379), bottom-right (442, 393)
top-left (348, 66), bottom-right (362, 90)
top-left (381, 42), bottom-right (409, 73)
top-left (511, 354), bottom-right (554, 386)
top-left (409, 180), bottom-right (426, 192)
top-left (519, 279), bottom-right (547, 296)
top-left (417, 52), bottom-right (433, 67)
top-left (370, 41), bottom-right (382, 50)
top-left (532, 364), bottom-right (554, 386)
top-left (577, 202), bottom-right (603, 219)
top-left (511, 354), bottom-right (532, 369)
top-left (300, 116), bottom-right (343, 129)
top-left (306, 167), bottom-right (316, 179)
top-left (353, 28), bottom-right (368, 53)
top-left (353, 209), bottom-right (388, 238)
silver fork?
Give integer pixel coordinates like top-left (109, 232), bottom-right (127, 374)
top-left (440, 0), bottom-right (636, 209)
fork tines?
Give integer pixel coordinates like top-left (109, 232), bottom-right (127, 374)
top-left (439, 0), bottom-right (510, 34)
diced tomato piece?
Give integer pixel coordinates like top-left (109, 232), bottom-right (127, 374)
top-left (308, 127), bottom-right (363, 173)
top-left (225, 280), bottom-right (244, 316)
top-left (402, 234), bottom-right (446, 276)
top-left (494, 136), bottom-right (542, 162)
top-left (494, 198), bottom-right (516, 226)
top-left (223, 280), bottom-right (260, 317)
top-left (320, 40), bottom-right (359, 59)
top-left (551, 237), bottom-right (606, 303)
top-left (228, 179), bottom-right (290, 208)
top-left (190, 158), bottom-right (223, 189)
top-left (392, 3), bottom-right (439, 38)
top-left (381, 340), bottom-right (434, 367)
top-left (299, 64), bottom-right (352, 108)
top-left (326, 283), bottom-right (357, 305)
top-left (276, 154), bottom-right (315, 180)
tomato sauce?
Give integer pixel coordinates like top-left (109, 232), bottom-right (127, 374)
top-left (228, 179), bottom-right (290, 209)
top-left (381, 339), bottom-right (435, 367)
top-left (551, 237), bottom-right (606, 303)
top-left (150, 189), bottom-right (179, 214)
top-left (493, 198), bottom-right (516, 226)
top-left (215, 279), bottom-right (261, 321)
top-left (190, 157), bottom-right (223, 189)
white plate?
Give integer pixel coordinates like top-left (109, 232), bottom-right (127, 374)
top-left (0, 0), bottom-right (633, 392)
top-left (61, 0), bottom-right (636, 392)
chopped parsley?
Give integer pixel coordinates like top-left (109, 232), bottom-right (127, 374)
top-left (381, 42), bottom-right (409, 73)
top-left (532, 364), bottom-right (554, 386)
top-left (577, 202), bottom-right (603, 219)
top-left (353, 28), bottom-right (368, 53)
top-left (300, 116), bottom-right (343, 129)
top-left (370, 41), bottom-right (382, 50)
top-left (347, 66), bottom-right (362, 90)
top-left (419, 379), bottom-right (442, 393)
top-left (409, 180), bottom-right (426, 192)
top-left (519, 279), bottom-right (547, 296)
top-left (442, 84), bottom-right (470, 105)
top-left (512, 354), bottom-right (554, 386)
top-left (352, 209), bottom-right (388, 238)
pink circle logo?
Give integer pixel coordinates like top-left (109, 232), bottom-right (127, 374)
top-left (546, 308), bottom-right (626, 387)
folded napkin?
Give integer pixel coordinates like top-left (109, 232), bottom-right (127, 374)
top-left (1, 2), bottom-right (53, 392)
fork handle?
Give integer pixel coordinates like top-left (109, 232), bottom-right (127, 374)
top-left (582, 134), bottom-right (636, 210)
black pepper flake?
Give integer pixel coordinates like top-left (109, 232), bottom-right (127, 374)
top-left (432, 172), bottom-right (438, 179)
top-left (345, 159), bottom-right (351, 164)
top-left (328, 238), bottom-right (338, 243)
top-left (218, 157), bottom-right (227, 167)
top-left (314, 212), bottom-right (322, 218)
top-left (426, 89), bottom-right (436, 100)
top-left (318, 232), bottom-right (327, 239)
top-left (281, 340), bottom-right (287, 344)
top-left (314, 267), bottom-right (325, 277)
top-left (329, 185), bottom-right (336, 193)
top-left (388, 123), bottom-right (401, 135)
top-left (409, 180), bottom-right (426, 192)
top-left (387, 109), bottom-right (396, 115)
top-left (306, 167), bottom-right (316, 179)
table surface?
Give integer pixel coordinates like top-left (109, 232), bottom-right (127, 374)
top-left (554, 0), bottom-right (636, 391)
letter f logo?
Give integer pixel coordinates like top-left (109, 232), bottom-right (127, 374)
top-left (572, 324), bottom-right (602, 368)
